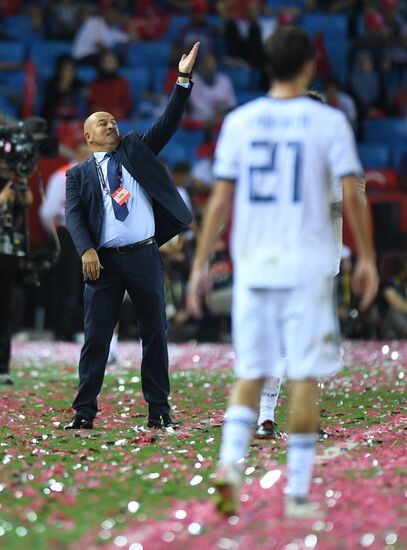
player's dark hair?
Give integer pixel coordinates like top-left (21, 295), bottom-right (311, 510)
top-left (264, 26), bottom-right (315, 81)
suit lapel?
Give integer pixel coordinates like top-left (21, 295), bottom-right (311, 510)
top-left (85, 156), bottom-right (104, 208)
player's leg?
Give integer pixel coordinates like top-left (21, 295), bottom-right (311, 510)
top-left (283, 277), bottom-right (340, 518)
top-left (256, 373), bottom-right (282, 438)
top-left (215, 286), bottom-right (282, 516)
top-left (285, 378), bottom-right (320, 517)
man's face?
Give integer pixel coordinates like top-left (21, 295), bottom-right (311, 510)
top-left (84, 112), bottom-right (120, 152)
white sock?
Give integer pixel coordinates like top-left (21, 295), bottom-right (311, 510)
top-left (219, 405), bottom-right (257, 467)
top-left (287, 433), bottom-right (318, 499)
top-left (258, 375), bottom-right (282, 424)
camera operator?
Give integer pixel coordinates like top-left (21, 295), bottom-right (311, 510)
top-left (0, 172), bottom-right (33, 385)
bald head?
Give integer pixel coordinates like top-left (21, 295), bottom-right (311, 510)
top-left (83, 111), bottom-right (120, 152)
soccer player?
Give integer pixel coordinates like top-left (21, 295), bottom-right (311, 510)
top-left (187, 26), bottom-right (378, 518)
top-left (256, 90), bottom-right (344, 441)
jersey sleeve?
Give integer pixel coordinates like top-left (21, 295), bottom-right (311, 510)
top-left (212, 112), bottom-right (240, 182)
top-left (326, 111), bottom-right (363, 179)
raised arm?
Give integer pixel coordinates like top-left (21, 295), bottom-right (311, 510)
top-left (142, 42), bottom-right (200, 155)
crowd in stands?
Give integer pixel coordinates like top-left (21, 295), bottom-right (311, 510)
top-left (0, 0), bottom-right (407, 342)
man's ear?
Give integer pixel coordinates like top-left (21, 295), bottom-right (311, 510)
top-left (84, 132), bottom-right (91, 143)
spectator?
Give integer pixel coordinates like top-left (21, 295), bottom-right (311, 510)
top-left (87, 50), bottom-right (132, 120)
top-left (379, 0), bottom-right (407, 76)
top-left (349, 52), bottom-right (386, 120)
top-left (39, 142), bottom-right (91, 341)
top-left (187, 51), bottom-right (237, 131)
top-left (217, 0), bottom-right (265, 68)
top-left (191, 141), bottom-right (216, 197)
top-left (41, 55), bottom-right (85, 132)
top-left (174, 0), bottom-right (218, 56)
top-left (44, 0), bottom-right (84, 41)
top-left (72, 5), bottom-right (135, 66)
top-left (349, 11), bottom-right (389, 75)
top-left (382, 257), bottom-right (407, 338)
top-left (323, 78), bottom-right (357, 125)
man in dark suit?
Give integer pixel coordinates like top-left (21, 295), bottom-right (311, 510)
top-left (64, 42), bottom-right (199, 430)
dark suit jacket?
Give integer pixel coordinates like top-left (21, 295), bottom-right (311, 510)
top-left (65, 84), bottom-right (193, 257)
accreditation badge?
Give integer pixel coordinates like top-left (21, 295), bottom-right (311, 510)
top-left (111, 186), bottom-right (131, 205)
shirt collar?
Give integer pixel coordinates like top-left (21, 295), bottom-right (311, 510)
top-left (93, 151), bottom-right (110, 163)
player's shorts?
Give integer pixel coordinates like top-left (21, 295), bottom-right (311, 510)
top-left (232, 277), bottom-right (340, 380)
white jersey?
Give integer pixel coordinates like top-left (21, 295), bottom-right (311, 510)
top-left (213, 96), bottom-right (362, 288)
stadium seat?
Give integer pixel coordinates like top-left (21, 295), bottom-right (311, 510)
top-left (0, 95), bottom-right (18, 118)
top-left (30, 41), bottom-right (72, 77)
top-left (221, 66), bottom-right (254, 91)
top-left (127, 41), bottom-right (171, 68)
top-left (120, 67), bottom-right (151, 102)
top-left (0, 68), bottom-right (24, 90)
top-left (266, 0), bottom-right (306, 8)
top-left (76, 66), bottom-right (97, 84)
top-left (151, 67), bottom-right (168, 95)
top-left (301, 14), bottom-right (348, 40)
top-left (392, 144), bottom-right (407, 171)
top-left (159, 141), bottom-right (189, 166)
top-left (117, 119), bottom-right (135, 135)
top-left (324, 38), bottom-right (349, 85)
top-left (363, 118), bottom-right (407, 144)
top-left (3, 15), bottom-right (41, 44)
top-left (236, 91), bottom-right (264, 105)
top-left (358, 143), bottom-right (391, 170)
top-left (0, 41), bottom-right (25, 63)
top-left (165, 14), bottom-right (189, 40)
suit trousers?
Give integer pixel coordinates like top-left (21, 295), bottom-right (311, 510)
top-left (72, 242), bottom-right (170, 420)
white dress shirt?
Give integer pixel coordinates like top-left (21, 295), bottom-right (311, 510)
top-left (94, 152), bottom-right (155, 248)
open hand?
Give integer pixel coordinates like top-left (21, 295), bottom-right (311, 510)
top-left (179, 42), bottom-right (200, 74)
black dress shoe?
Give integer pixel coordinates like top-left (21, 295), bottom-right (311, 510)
top-left (64, 415), bottom-right (94, 430)
top-left (147, 414), bottom-right (178, 429)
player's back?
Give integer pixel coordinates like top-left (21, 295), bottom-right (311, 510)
top-left (213, 96), bottom-right (362, 288)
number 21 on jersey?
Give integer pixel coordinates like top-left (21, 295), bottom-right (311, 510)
top-left (249, 141), bottom-right (303, 202)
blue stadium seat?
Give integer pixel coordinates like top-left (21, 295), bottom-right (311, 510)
top-left (392, 144), bottom-right (407, 170)
top-left (0, 41), bottom-right (25, 63)
top-left (236, 91), bottom-right (264, 105)
top-left (134, 118), bottom-right (156, 135)
top-left (76, 66), bottom-right (97, 84)
top-left (30, 41), bottom-right (72, 76)
top-left (266, 0), bottom-right (306, 8)
top-left (363, 118), bottom-right (407, 144)
top-left (0, 69), bottom-right (24, 90)
top-left (165, 15), bottom-right (189, 40)
top-left (0, 95), bottom-right (18, 118)
top-left (117, 120), bottom-right (135, 135)
top-left (301, 14), bottom-right (348, 40)
top-left (120, 67), bottom-right (151, 102)
top-left (151, 67), bottom-right (168, 95)
top-left (159, 141), bottom-right (189, 165)
top-left (221, 66), bottom-right (253, 91)
top-left (3, 15), bottom-right (41, 44)
top-left (358, 143), bottom-right (391, 169)
top-left (127, 41), bottom-right (171, 68)
top-left (174, 128), bottom-right (206, 148)
top-left (324, 39), bottom-right (349, 85)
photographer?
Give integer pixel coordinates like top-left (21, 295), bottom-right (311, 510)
top-left (0, 175), bottom-right (33, 385)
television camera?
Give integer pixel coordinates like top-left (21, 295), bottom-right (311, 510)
top-left (0, 117), bottom-right (59, 280)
